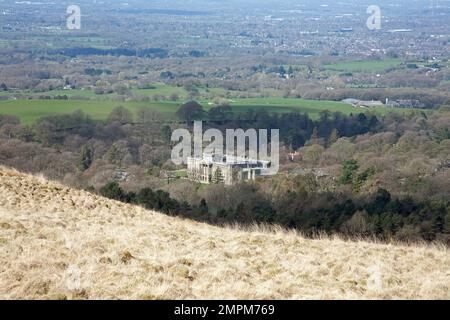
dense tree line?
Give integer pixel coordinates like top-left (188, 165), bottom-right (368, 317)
top-left (53, 47), bottom-right (169, 59)
top-left (98, 181), bottom-right (450, 244)
top-left (176, 101), bottom-right (381, 149)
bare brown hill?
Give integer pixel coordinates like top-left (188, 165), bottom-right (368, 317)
top-left (0, 167), bottom-right (449, 299)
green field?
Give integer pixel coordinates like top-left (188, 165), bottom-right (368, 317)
top-left (0, 97), bottom-right (414, 124)
top-left (225, 98), bottom-right (411, 117)
top-left (2, 82), bottom-right (310, 102)
top-left (131, 83), bottom-right (189, 98)
top-left (324, 59), bottom-right (402, 72)
top-left (2, 83), bottom-right (224, 101)
top-left (0, 100), bottom-right (178, 124)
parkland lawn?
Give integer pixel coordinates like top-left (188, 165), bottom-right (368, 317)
top-left (324, 58), bottom-right (402, 72)
top-left (0, 98), bottom-right (414, 124)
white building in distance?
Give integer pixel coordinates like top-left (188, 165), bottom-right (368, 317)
top-left (187, 154), bottom-right (271, 185)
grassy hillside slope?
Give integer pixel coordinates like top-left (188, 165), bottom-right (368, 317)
top-left (0, 167), bottom-right (448, 300)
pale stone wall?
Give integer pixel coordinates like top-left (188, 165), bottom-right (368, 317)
top-left (187, 155), bottom-right (268, 185)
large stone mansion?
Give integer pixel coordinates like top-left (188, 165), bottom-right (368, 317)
top-left (187, 154), bottom-right (271, 185)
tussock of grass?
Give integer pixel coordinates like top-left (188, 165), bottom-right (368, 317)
top-left (0, 166), bottom-right (448, 300)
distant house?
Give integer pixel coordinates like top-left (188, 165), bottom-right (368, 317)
top-left (356, 100), bottom-right (384, 108)
top-left (342, 98), bottom-right (383, 108)
top-left (342, 98), bottom-right (360, 106)
top-left (344, 98), bottom-right (425, 109)
top-left (114, 169), bottom-right (132, 182)
top-left (187, 154), bottom-right (271, 185)
top-left (385, 98), bottom-right (425, 109)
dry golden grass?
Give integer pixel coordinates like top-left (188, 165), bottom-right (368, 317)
top-left (0, 166), bottom-right (449, 300)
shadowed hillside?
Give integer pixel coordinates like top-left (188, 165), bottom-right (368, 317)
top-left (0, 167), bottom-right (449, 300)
